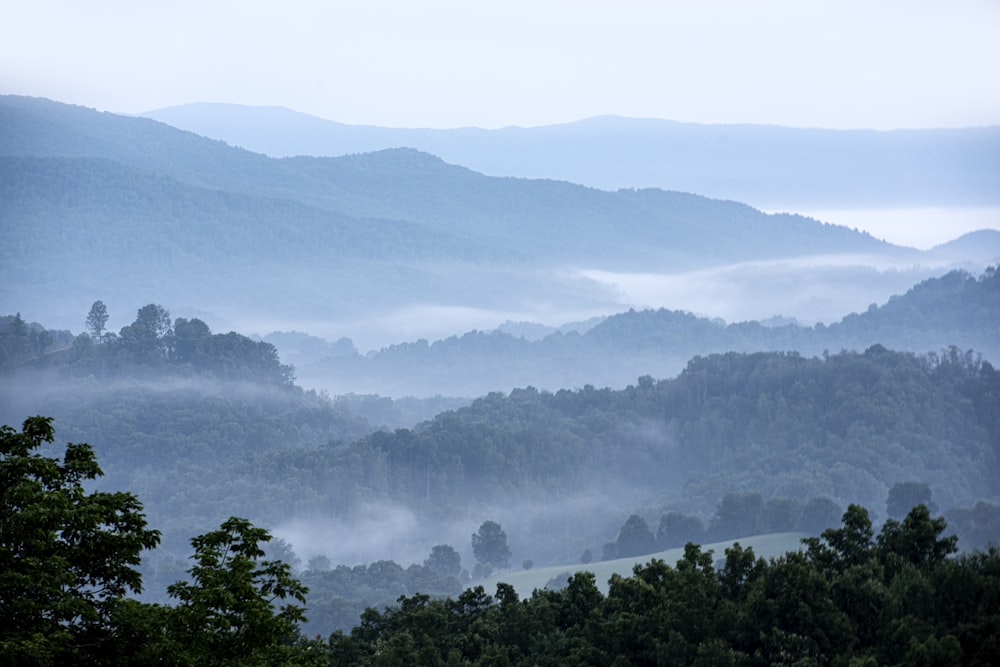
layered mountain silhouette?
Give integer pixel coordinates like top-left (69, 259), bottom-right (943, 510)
top-left (1, 95), bottom-right (995, 346)
top-left (142, 102), bottom-right (1000, 209)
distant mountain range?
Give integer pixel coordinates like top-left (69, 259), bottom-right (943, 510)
top-left (2, 95), bottom-right (997, 348)
top-left (141, 102), bottom-right (1000, 209)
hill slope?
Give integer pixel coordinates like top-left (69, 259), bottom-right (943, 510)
top-left (142, 103), bottom-right (1000, 209)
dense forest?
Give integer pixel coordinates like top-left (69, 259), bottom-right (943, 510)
top-left (4, 417), bottom-right (998, 665)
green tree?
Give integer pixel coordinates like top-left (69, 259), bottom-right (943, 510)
top-left (172, 316), bottom-right (211, 363)
top-left (167, 517), bottom-right (309, 666)
top-left (0, 417), bottom-right (161, 664)
top-left (472, 520), bottom-right (511, 570)
top-left (86, 299), bottom-right (110, 343)
top-left (710, 491), bottom-right (763, 540)
top-left (877, 504), bottom-right (957, 575)
top-left (797, 496), bottom-right (843, 535)
top-left (424, 544), bottom-right (462, 579)
top-left (616, 513), bottom-right (657, 557)
top-left (121, 303), bottom-right (172, 362)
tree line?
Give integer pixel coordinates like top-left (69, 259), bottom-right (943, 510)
top-left (328, 504), bottom-right (1000, 666)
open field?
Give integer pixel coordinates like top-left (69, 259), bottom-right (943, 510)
top-left (482, 532), bottom-right (807, 596)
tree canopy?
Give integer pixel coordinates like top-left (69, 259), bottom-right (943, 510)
top-left (0, 417), bottom-right (320, 666)
top-left (472, 520), bottom-right (512, 571)
top-left (0, 417), bottom-right (161, 663)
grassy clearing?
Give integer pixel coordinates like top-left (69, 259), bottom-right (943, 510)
top-left (480, 532), bottom-right (807, 596)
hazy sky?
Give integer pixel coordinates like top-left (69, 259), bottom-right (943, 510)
top-left (4, 0), bottom-right (999, 130)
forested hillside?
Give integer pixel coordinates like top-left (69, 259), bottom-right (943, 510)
top-left (296, 267), bottom-right (1000, 396)
top-left (257, 346), bottom-right (1000, 518)
top-left (0, 96), bottom-right (908, 264)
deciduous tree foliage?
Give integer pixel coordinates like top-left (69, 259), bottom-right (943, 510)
top-left (472, 520), bottom-right (512, 570)
top-left (167, 517), bottom-right (310, 666)
top-left (0, 417), bottom-right (321, 666)
top-left (85, 299), bottom-right (109, 342)
top-left (0, 417), bottom-right (161, 664)
top-left (615, 514), bottom-right (656, 558)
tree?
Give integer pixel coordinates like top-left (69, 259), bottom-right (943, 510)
top-left (797, 497), bottom-right (843, 535)
top-left (424, 544), bottom-right (462, 579)
top-left (877, 504), bottom-right (957, 574)
top-left (616, 514), bottom-right (657, 557)
top-left (172, 316), bottom-right (211, 363)
top-left (306, 554), bottom-right (332, 572)
top-left (167, 516), bottom-right (309, 665)
top-left (710, 491), bottom-right (763, 540)
top-left (121, 303), bottom-right (172, 361)
top-left (86, 299), bottom-right (109, 343)
top-left (472, 520), bottom-right (511, 570)
top-left (0, 417), bottom-right (161, 663)
top-left (803, 504), bottom-right (875, 573)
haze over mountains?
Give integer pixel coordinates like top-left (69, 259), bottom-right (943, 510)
top-left (3, 95), bottom-right (998, 351)
top-left (142, 102), bottom-right (1000, 209)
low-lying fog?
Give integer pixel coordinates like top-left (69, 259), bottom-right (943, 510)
top-left (579, 255), bottom-right (963, 327)
top-left (273, 487), bottom-right (651, 573)
top-left (259, 254), bottom-right (980, 356)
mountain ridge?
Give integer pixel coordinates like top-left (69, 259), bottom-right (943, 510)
top-left (2, 95), bottom-right (955, 344)
top-left (140, 100), bottom-right (1000, 209)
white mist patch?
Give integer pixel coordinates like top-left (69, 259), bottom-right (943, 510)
top-left (243, 300), bottom-right (619, 354)
top-left (578, 256), bottom-right (960, 324)
top-left (272, 504), bottom-right (427, 568)
top-left (272, 485), bottom-right (658, 572)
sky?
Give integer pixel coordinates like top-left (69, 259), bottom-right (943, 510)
top-left (3, 0), bottom-right (1000, 131)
